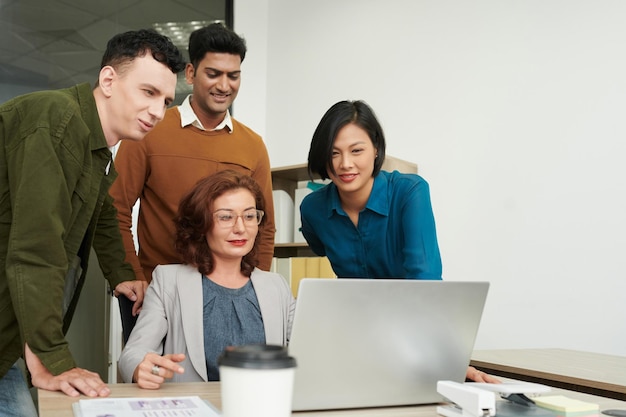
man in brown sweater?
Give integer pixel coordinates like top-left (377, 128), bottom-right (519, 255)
top-left (110, 23), bottom-right (275, 341)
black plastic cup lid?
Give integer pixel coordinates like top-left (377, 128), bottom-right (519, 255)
top-left (218, 344), bottom-right (297, 369)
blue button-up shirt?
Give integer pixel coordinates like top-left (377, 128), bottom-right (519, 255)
top-left (300, 170), bottom-right (442, 279)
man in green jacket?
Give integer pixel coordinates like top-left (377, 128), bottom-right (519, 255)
top-left (0, 29), bottom-right (185, 415)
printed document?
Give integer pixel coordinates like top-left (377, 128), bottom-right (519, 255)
top-left (72, 395), bottom-right (221, 417)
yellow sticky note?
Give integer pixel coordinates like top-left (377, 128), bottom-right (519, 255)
top-left (533, 395), bottom-right (599, 413)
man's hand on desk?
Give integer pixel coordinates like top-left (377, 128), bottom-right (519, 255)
top-left (466, 365), bottom-right (501, 383)
top-left (24, 343), bottom-right (110, 397)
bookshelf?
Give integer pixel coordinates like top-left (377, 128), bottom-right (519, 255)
top-left (270, 155), bottom-right (417, 258)
top-left (274, 242), bottom-right (316, 258)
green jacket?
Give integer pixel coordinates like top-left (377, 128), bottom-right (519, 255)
top-left (0, 83), bottom-right (135, 378)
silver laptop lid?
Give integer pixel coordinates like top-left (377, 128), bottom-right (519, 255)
top-left (289, 279), bottom-right (490, 411)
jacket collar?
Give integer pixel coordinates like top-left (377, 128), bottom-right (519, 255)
top-left (176, 266), bottom-right (208, 381)
top-left (72, 83), bottom-right (109, 152)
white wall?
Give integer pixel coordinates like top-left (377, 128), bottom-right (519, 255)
top-left (232, 0), bottom-right (269, 139)
top-left (235, 0), bottom-right (626, 356)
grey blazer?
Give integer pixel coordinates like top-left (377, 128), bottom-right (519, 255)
top-left (118, 264), bottom-right (295, 383)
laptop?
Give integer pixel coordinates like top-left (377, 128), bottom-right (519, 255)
top-left (288, 278), bottom-right (490, 411)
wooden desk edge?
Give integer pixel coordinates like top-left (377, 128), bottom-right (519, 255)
top-left (470, 359), bottom-right (626, 401)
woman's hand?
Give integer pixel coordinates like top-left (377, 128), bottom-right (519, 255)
top-left (133, 352), bottom-right (186, 389)
top-left (466, 365), bottom-right (501, 383)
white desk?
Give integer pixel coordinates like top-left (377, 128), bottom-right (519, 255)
top-left (38, 380), bottom-right (626, 417)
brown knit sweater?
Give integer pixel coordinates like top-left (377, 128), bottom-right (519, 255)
top-left (109, 106), bottom-right (275, 282)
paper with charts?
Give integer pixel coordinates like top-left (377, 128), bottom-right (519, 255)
top-left (72, 395), bottom-right (221, 417)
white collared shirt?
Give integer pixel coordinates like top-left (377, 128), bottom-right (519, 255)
top-left (179, 94), bottom-right (233, 133)
top-left (106, 145), bottom-right (116, 174)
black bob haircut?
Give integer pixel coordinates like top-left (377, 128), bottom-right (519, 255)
top-left (307, 100), bottom-right (386, 180)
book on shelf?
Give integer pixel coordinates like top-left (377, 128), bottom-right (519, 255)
top-left (272, 189), bottom-right (294, 243)
top-left (270, 256), bottom-right (336, 297)
top-left (292, 181), bottom-right (327, 243)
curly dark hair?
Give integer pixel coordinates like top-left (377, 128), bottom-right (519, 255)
top-left (100, 28), bottom-right (186, 74)
top-left (174, 170), bottom-right (265, 277)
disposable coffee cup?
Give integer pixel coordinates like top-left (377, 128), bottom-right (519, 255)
top-left (218, 344), bottom-right (297, 417)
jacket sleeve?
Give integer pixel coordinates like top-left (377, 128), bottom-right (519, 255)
top-left (118, 269), bottom-right (168, 382)
top-left (300, 195), bottom-right (327, 257)
top-left (92, 188), bottom-right (137, 290)
top-left (109, 140), bottom-right (149, 281)
top-left (5, 126), bottom-right (76, 374)
top-left (252, 142), bottom-right (276, 271)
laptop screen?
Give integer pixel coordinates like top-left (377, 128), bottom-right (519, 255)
top-left (288, 279), bottom-right (490, 411)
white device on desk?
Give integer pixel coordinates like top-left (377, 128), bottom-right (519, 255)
top-left (436, 380), bottom-right (552, 417)
top-left (288, 279), bottom-right (490, 411)
top-left (437, 380), bottom-right (496, 417)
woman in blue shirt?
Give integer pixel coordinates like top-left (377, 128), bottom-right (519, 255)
top-left (300, 100), bottom-right (497, 383)
top-left (300, 100), bottom-right (442, 280)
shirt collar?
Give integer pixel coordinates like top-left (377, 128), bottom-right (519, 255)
top-left (327, 172), bottom-right (390, 218)
top-left (179, 94), bottom-right (233, 133)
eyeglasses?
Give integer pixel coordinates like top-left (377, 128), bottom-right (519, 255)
top-left (213, 209), bottom-right (264, 228)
